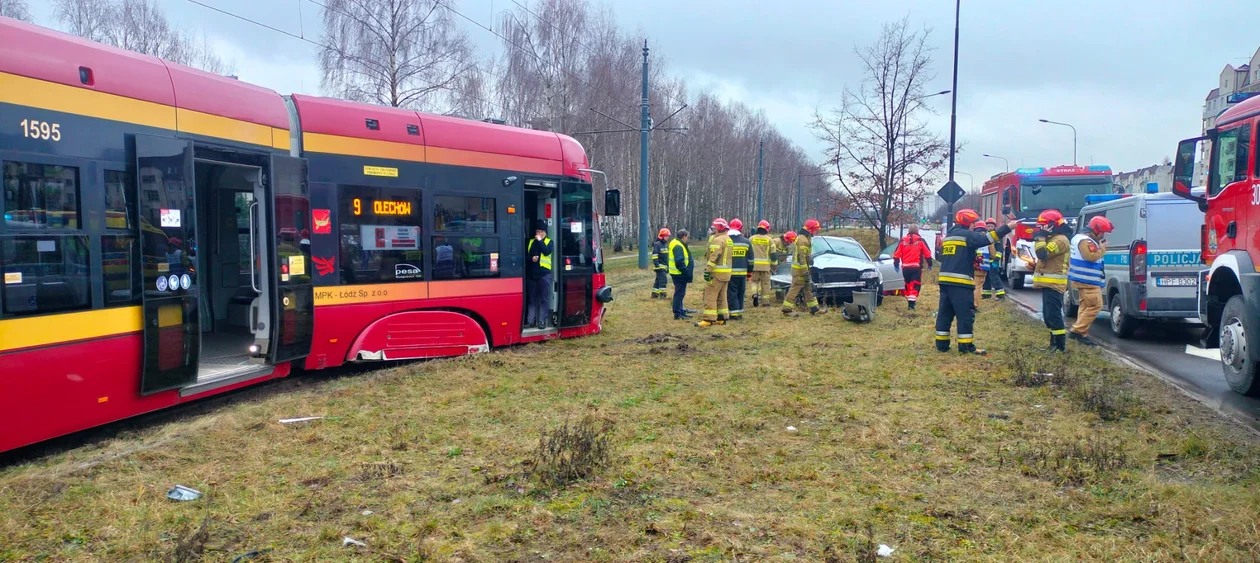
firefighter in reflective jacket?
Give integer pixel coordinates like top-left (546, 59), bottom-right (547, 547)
top-left (726, 219), bottom-right (752, 319)
top-left (651, 228), bottom-right (671, 298)
top-left (1068, 216), bottom-right (1113, 347)
top-left (782, 219), bottom-right (826, 316)
top-left (749, 220), bottom-right (775, 307)
top-left (698, 218), bottom-right (733, 327)
top-left (981, 218), bottom-right (1006, 300)
top-left (892, 225), bottom-right (932, 309)
top-left (1033, 209), bottom-right (1073, 352)
top-left (972, 221), bottom-right (991, 309)
top-left (936, 209), bottom-right (1016, 354)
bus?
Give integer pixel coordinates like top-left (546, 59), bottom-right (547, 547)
top-left (0, 17), bottom-right (617, 453)
top-left (979, 165), bottom-right (1114, 288)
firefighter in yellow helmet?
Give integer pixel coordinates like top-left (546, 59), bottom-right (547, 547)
top-left (782, 219), bottom-right (826, 316)
top-left (697, 217), bottom-right (733, 327)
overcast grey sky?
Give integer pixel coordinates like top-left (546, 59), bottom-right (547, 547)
top-left (28, 0), bottom-right (1260, 188)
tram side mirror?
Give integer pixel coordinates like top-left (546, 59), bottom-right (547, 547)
top-left (1172, 136), bottom-right (1207, 207)
top-left (604, 189), bottom-right (622, 217)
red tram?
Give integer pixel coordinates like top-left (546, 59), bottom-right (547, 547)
top-left (0, 17), bottom-right (616, 453)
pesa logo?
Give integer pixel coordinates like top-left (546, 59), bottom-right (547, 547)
top-left (395, 264), bottom-right (422, 279)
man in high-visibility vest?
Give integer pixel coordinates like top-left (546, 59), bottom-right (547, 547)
top-left (651, 228), bottom-right (671, 299)
top-left (698, 218), bottom-right (733, 327)
top-left (749, 220), bottom-right (775, 307)
top-left (525, 219), bottom-right (553, 329)
top-left (782, 219), bottom-right (826, 316)
top-left (1068, 215), bottom-right (1114, 347)
top-left (726, 219), bottom-right (752, 319)
top-left (668, 229), bottom-right (693, 320)
top-left (1034, 209), bottom-right (1072, 352)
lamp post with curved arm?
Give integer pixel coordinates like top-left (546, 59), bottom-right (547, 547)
top-left (1038, 119), bottom-right (1077, 166)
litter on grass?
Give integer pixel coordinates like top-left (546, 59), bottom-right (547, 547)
top-left (166, 485), bottom-right (202, 501)
top-left (279, 416), bottom-right (323, 424)
top-left (877, 544), bottom-right (895, 557)
top-left (342, 536), bottom-right (367, 547)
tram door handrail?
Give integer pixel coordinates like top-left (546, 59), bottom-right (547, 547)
top-left (248, 201), bottom-right (261, 294)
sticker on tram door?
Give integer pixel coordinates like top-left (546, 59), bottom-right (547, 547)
top-left (395, 263), bottom-right (422, 279)
top-left (180, 274), bottom-right (191, 290)
top-left (311, 209), bottom-right (332, 234)
top-left (157, 276), bottom-right (169, 292)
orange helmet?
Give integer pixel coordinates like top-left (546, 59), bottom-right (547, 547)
top-left (1037, 209), bottom-right (1065, 226)
top-left (729, 218), bottom-right (743, 231)
top-left (803, 218), bottom-right (821, 234)
top-left (1087, 216), bottom-right (1114, 234)
top-left (757, 219), bottom-right (771, 230)
top-left (783, 230), bottom-right (798, 243)
top-left (985, 217), bottom-right (997, 226)
top-left (712, 217), bottom-right (728, 231)
top-left (955, 208), bottom-right (980, 227)
top-left (657, 228), bottom-right (671, 239)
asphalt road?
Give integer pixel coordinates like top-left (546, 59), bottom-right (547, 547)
top-left (1003, 284), bottom-right (1260, 432)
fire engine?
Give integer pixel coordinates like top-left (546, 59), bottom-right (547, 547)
top-left (979, 165), bottom-right (1114, 288)
top-left (1172, 93), bottom-right (1260, 396)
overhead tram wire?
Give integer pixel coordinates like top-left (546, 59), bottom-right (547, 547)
top-left (182, 0), bottom-right (516, 118)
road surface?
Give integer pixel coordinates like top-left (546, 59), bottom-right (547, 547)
top-left (1003, 284), bottom-right (1260, 432)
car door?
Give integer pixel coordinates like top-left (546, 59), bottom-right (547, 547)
top-left (875, 241), bottom-right (904, 291)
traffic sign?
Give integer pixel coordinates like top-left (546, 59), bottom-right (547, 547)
top-left (937, 180), bottom-right (965, 204)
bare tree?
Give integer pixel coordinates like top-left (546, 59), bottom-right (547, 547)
top-left (1, 0), bottom-right (33, 22)
top-left (53, 0), bottom-right (232, 73)
top-left (319, 0), bottom-right (474, 110)
top-left (810, 18), bottom-right (949, 250)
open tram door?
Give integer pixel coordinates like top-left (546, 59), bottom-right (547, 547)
top-left (260, 155), bottom-right (315, 365)
top-left (556, 180), bottom-right (596, 328)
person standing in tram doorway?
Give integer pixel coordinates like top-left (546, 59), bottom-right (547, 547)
top-left (526, 220), bottom-right (553, 329)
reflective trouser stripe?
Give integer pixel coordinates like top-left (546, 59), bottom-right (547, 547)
top-left (958, 333), bottom-right (974, 343)
top-left (1050, 329), bottom-right (1067, 335)
top-left (935, 331), bottom-right (951, 340)
top-left (939, 274), bottom-right (975, 285)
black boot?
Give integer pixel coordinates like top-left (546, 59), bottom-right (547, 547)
top-left (752, 295), bottom-right (760, 307)
top-left (936, 339), bottom-right (951, 353)
top-left (908, 300), bottom-right (916, 310)
top-left (1068, 331), bottom-right (1098, 347)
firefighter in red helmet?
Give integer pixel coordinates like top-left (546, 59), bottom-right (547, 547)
top-left (651, 228), bottom-right (671, 298)
top-left (749, 219), bottom-right (776, 307)
top-left (981, 218), bottom-right (1006, 300)
top-left (698, 218), bottom-right (733, 327)
top-left (892, 224), bottom-right (933, 309)
top-left (1067, 215), bottom-right (1114, 346)
top-left (726, 219), bottom-right (752, 319)
top-left (935, 208), bottom-right (1016, 354)
top-left (782, 219), bottom-right (826, 316)
top-left (1034, 209), bottom-right (1072, 351)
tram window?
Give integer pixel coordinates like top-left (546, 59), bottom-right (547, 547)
top-left (434, 196), bottom-right (496, 233)
top-left (101, 235), bottom-right (140, 306)
top-left (338, 185), bottom-right (422, 284)
top-left (3, 162), bottom-right (80, 229)
top-left (431, 236), bottom-right (501, 280)
top-left (1, 235), bottom-right (91, 316)
top-left (103, 170), bottom-right (133, 230)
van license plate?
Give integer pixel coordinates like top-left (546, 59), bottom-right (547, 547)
top-left (1156, 276), bottom-right (1197, 287)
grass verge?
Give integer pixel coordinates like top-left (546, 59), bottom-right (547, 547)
top-left (2, 269), bottom-right (1259, 561)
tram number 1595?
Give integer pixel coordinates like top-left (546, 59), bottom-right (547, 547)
top-left (19, 119), bottom-right (62, 141)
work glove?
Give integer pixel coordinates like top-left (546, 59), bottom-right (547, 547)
top-left (704, 272), bottom-right (712, 282)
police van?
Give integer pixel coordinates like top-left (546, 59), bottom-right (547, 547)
top-left (1066, 191), bottom-right (1204, 337)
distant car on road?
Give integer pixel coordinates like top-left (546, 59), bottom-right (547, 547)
top-left (771, 235), bottom-right (899, 307)
top-left (1066, 192), bottom-right (1204, 337)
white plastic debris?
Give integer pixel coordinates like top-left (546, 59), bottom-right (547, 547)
top-left (342, 536), bottom-right (367, 547)
top-left (451, 498), bottom-right (463, 504)
top-left (279, 416), bottom-right (323, 424)
top-left (166, 485), bottom-right (202, 501)
top-left (1034, 404), bottom-right (1045, 409)
top-left (877, 544), bottom-right (895, 557)
top-left (786, 426), bottom-right (797, 432)
top-left (361, 510), bottom-right (373, 516)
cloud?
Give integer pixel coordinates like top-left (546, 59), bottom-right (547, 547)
top-left (205, 34), bottom-right (322, 96)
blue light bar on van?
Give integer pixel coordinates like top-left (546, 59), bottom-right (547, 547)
top-left (1084, 194), bottom-right (1130, 205)
top-left (1015, 167), bottom-right (1045, 175)
top-left (1087, 165), bottom-right (1111, 172)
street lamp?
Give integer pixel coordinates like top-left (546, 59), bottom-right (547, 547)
top-left (1038, 119), bottom-right (1077, 166)
top-left (955, 171), bottom-right (974, 193)
top-left (898, 89), bottom-right (952, 237)
top-left (982, 153), bottom-right (1008, 172)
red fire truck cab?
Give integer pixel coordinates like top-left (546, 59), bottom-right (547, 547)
top-left (1172, 94), bottom-right (1260, 396)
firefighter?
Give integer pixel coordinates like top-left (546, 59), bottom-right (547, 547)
top-left (935, 209), bottom-right (1016, 355)
top-left (749, 220), bottom-right (775, 307)
top-left (651, 228), bottom-right (671, 299)
top-left (982, 218), bottom-right (1006, 300)
top-left (782, 219), bottom-right (826, 316)
top-left (698, 218), bottom-right (733, 327)
top-left (891, 224), bottom-right (933, 309)
top-left (1033, 209), bottom-right (1072, 352)
top-left (1068, 216), bottom-right (1114, 346)
top-left (972, 221), bottom-right (991, 310)
top-left (669, 229), bottom-right (693, 320)
top-left (726, 219), bottom-right (752, 319)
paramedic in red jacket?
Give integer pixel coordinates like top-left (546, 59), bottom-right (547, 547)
top-left (892, 225), bottom-right (934, 310)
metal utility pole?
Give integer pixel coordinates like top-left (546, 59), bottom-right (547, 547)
top-left (756, 139), bottom-right (765, 222)
top-left (637, 41), bottom-right (651, 270)
top-left (946, 0), bottom-right (961, 231)
top-left (1038, 118), bottom-right (1077, 166)
top-left (795, 173), bottom-right (802, 228)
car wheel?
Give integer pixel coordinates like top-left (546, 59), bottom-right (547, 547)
top-left (876, 285), bottom-right (884, 306)
top-left (1011, 271), bottom-right (1025, 290)
top-left (1110, 292), bottom-right (1137, 338)
top-left (1219, 295), bottom-right (1260, 396)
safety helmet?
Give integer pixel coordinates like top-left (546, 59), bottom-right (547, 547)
top-left (972, 222), bottom-right (988, 232)
top-left (1036, 209), bottom-right (1065, 226)
top-left (954, 208), bottom-right (980, 227)
top-left (1087, 216), bottom-right (1114, 234)
top-left (757, 219), bottom-right (771, 230)
top-left (985, 217), bottom-right (997, 226)
top-left (712, 217), bottom-right (728, 230)
top-left (783, 230), bottom-right (798, 243)
top-left (729, 218), bottom-right (743, 231)
top-left (803, 218), bottom-right (821, 234)
top-left (657, 228), bottom-right (671, 239)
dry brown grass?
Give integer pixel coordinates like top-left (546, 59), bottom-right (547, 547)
top-left (2, 267), bottom-right (1260, 561)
